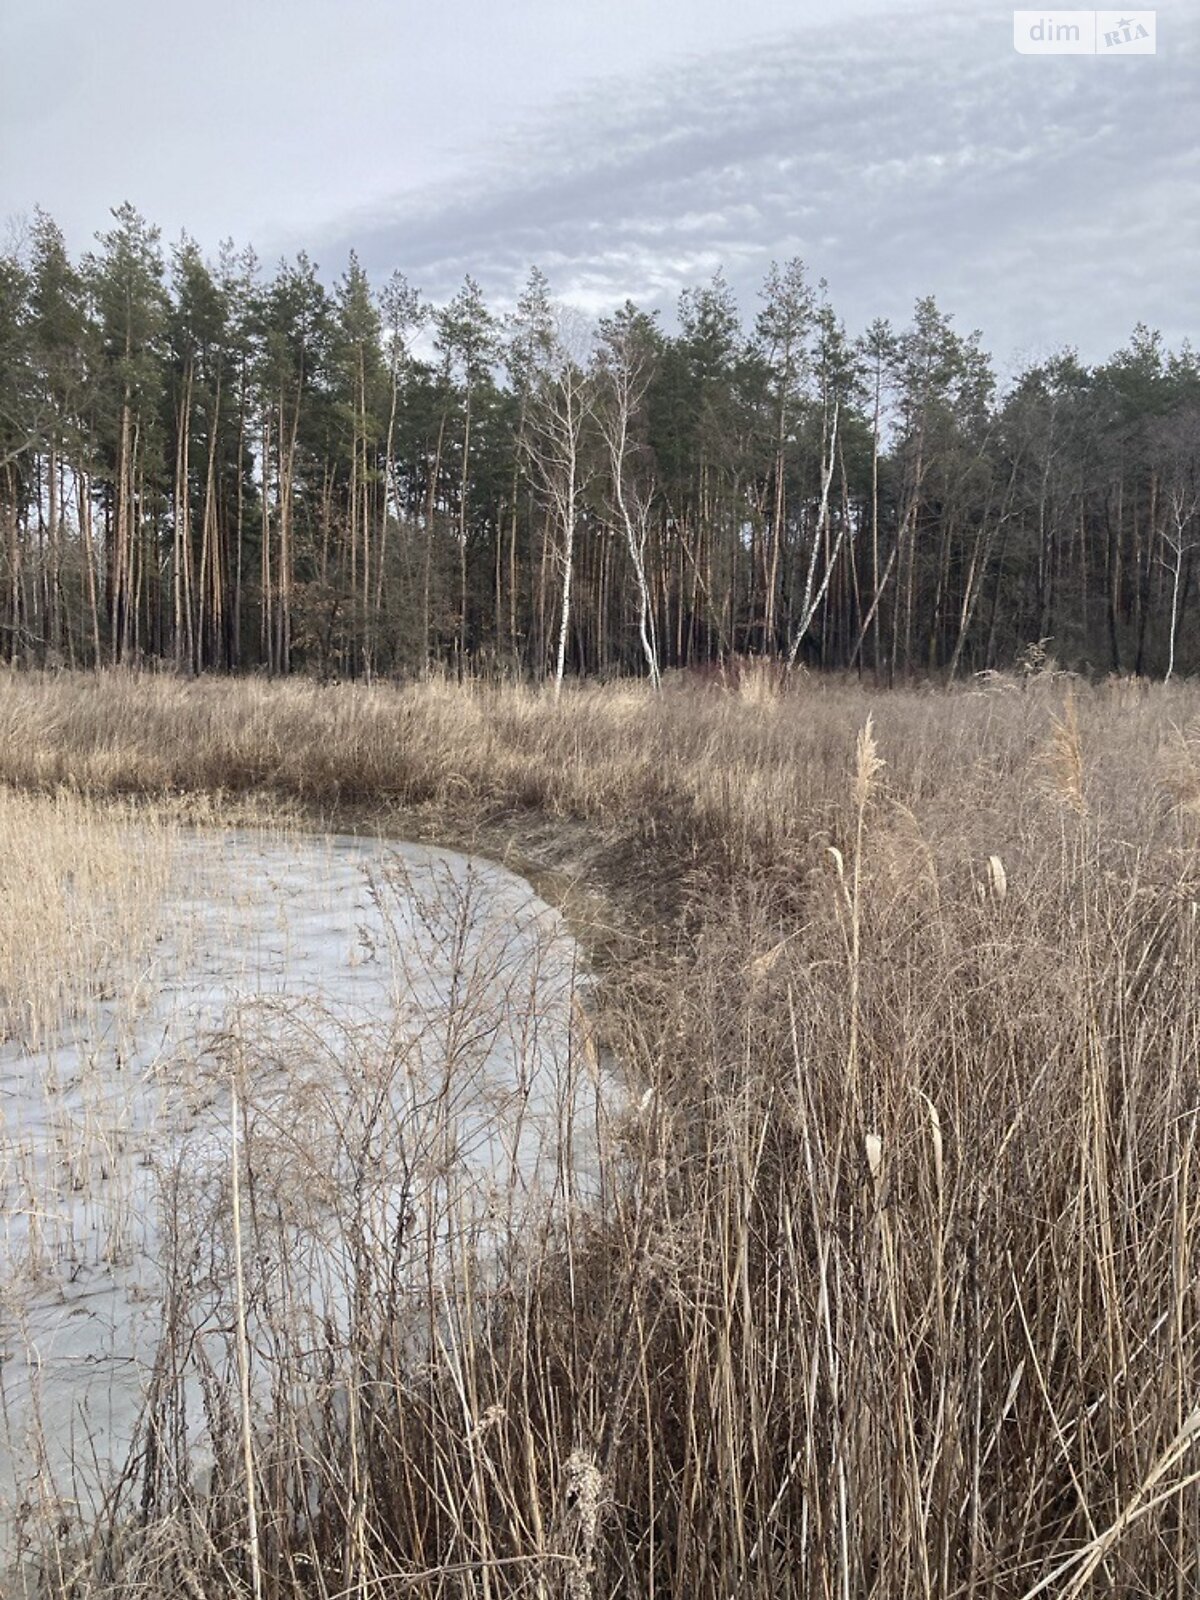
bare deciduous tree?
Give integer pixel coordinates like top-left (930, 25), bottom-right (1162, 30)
top-left (596, 305), bottom-right (661, 689)
top-left (524, 310), bottom-right (595, 698)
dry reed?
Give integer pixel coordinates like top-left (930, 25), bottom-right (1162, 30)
top-left (0, 667), bottom-right (1199, 1597)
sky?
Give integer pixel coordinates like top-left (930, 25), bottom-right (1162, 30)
top-left (0, 0), bottom-right (1195, 370)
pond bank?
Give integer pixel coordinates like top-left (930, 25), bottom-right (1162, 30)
top-left (0, 822), bottom-right (607, 1566)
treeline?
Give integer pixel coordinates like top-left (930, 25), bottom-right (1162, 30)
top-left (1, 203), bottom-right (1197, 682)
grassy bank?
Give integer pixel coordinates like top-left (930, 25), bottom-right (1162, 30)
top-left (4, 667), bottom-right (1200, 1597)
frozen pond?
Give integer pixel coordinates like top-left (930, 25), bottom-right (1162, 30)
top-left (0, 828), bottom-right (600, 1560)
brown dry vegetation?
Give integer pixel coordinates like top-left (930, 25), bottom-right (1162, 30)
top-left (5, 666), bottom-right (1200, 1597)
top-left (0, 793), bottom-right (172, 1053)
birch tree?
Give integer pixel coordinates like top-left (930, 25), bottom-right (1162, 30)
top-left (1153, 409), bottom-right (1200, 681)
top-left (504, 268), bottom-right (556, 672)
top-left (785, 292), bottom-right (860, 667)
top-left (596, 302), bottom-right (662, 687)
top-left (524, 310), bottom-right (595, 697)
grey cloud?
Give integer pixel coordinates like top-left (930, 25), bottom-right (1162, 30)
top-left (311, 4), bottom-right (1198, 364)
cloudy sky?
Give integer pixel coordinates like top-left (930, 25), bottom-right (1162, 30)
top-left (1, 0), bottom-right (1194, 368)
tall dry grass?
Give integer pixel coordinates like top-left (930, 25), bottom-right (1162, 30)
top-left (4, 666), bottom-right (1200, 1596)
top-left (0, 791), bottom-right (173, 1052)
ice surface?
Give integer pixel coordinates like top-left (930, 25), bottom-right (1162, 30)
top-left (0, 829), bottom-right (598, 1557)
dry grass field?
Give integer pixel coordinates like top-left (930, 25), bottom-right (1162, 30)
top-left (3, 665), bottom-right (1200, 1597)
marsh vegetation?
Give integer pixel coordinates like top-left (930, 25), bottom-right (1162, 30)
top-left (2, 667), bottom-right (1200, 1597)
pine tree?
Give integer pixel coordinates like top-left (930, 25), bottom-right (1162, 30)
top-left (86, 204), bottom-right (168, 661)
top-left (434, 276), bottom-right (498, 674)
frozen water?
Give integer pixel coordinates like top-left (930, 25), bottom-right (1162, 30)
top-left (0, 829), bottom-right (597, 1555)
